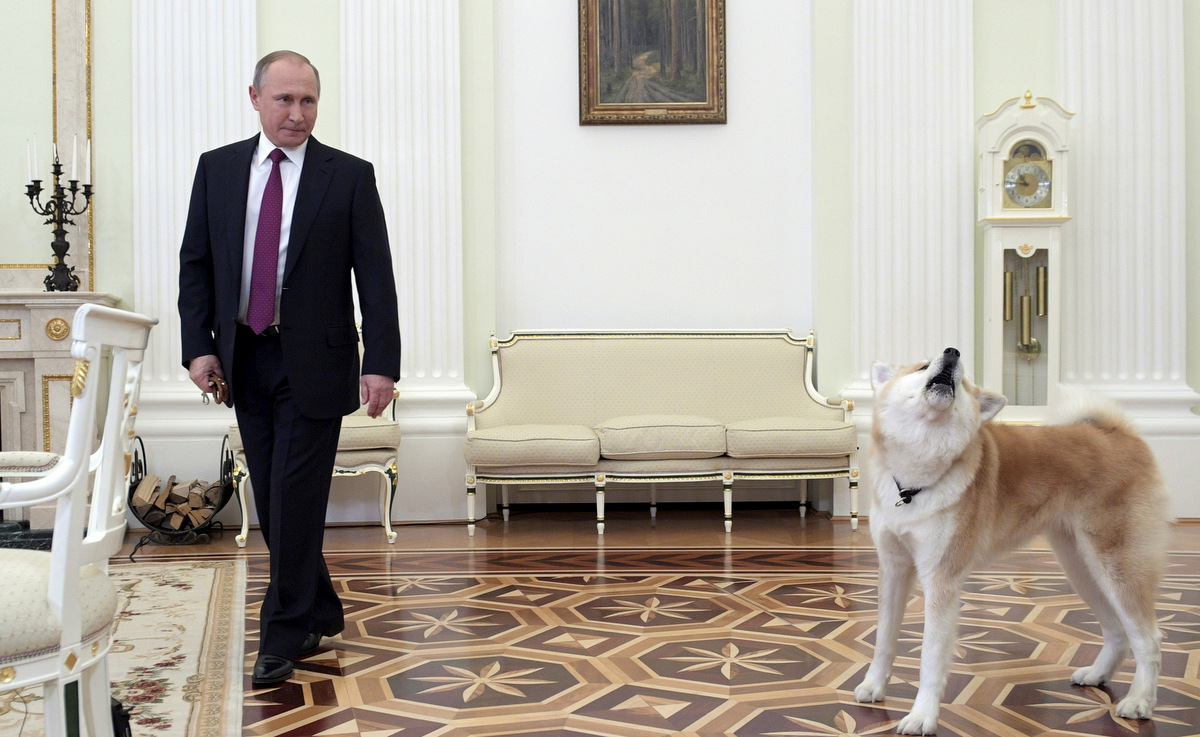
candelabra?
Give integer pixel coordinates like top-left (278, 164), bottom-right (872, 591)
top-left (25, 147), bottom-right (92, 292)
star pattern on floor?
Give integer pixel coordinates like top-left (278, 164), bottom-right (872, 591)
top-left (241, 546), bottom-right (1200, 736)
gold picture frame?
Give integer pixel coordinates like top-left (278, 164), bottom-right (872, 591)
top-left (579, 0), bottom-right (726, 125)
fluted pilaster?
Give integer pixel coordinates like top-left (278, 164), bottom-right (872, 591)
top-left (131, 0), bottom-right (257, 394)
top-left (1058, 0), bottom-right (1198, 423)
top-left (846, 1), bottom-right (975, 409)
top-left (342, 0), bottom-right (473, 521)
top-left (342, 0), bottom-right (469, 401)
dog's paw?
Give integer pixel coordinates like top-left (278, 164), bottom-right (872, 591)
top-left (1070, 665), bottom-right (1108, 687)
top-left (853, 678), bottom-right (887, 703)
top-left (1114, 695), bottom-right (1155, 720)
top-left (896, 709), bottom-right (938, 735)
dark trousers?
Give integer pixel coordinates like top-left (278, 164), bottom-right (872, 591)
top-left (234, 323), bottom-right (344, 658)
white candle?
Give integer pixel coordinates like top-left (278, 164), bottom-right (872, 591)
top-left (71, 134), bottom-right (78, 181)
top-left (27, 139), bottom-right (32, 181)
top-left (84, 139), bottom-right (91, 184)
top-left (32, 135), bottom-right (38, 180)
top-left (53, 142), bottom-right (58, 168)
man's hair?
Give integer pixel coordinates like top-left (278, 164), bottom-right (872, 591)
top-left (253, 50), bottom-right (321, 95)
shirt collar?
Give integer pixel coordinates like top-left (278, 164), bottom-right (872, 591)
top-left (255, 133), bottom-right (308, 169)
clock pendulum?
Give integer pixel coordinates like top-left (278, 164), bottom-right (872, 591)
top-left (1016, 259), bottom-right (1041, 362)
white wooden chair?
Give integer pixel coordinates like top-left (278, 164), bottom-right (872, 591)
top-left (0, 304), bottom-right (156, 737)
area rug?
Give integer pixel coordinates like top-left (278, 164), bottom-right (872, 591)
top-left (0, 559), bottom-right (245, 737)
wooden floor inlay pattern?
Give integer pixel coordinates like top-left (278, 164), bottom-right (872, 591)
top-left (240, 544), bottom-right (1200, 736)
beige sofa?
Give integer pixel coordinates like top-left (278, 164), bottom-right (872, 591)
top-left (463, 331), bottom-right (859, 535)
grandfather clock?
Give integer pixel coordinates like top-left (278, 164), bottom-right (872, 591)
top-left (977, 92), bottom-right (1073, 422)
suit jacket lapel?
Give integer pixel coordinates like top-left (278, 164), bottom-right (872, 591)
top-left (222, 135), bottom-right (257, 285)
top-left (284, 136), bottom-right (334, 284)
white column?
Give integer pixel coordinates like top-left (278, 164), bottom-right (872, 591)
top-left (1058, 0), bottom-right (1200, 517)
top-left (841, 1), bottom-right (974, 518)
top-left (846, 0), bottom-right (975, 407)
top-left (128, 1), bottom-right (256, 493)
top-left (342, 0), bottom-right (475, 522)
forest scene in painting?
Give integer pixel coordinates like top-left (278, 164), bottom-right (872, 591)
top-left (596, 0), bottom-right (709, 104)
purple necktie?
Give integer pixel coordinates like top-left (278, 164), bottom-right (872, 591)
top-left (247, 148), bottom-right (287, 334)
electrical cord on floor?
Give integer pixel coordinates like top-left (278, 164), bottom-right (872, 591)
top-left (12, 689), bottom-right (29, 737)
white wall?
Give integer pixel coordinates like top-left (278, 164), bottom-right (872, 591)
top-left (492, 1), bottom-right (815, 337)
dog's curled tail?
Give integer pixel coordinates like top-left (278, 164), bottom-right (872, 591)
top-left (1047, 387), bottom-right (1133, 432)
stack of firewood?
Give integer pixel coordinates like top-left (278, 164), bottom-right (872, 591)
top-left (131, 474), bottom-right (226, 531)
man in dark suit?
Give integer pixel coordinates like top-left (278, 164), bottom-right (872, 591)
top-left (178, 50), bottom-right (401, 686)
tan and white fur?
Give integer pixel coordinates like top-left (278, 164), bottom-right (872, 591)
top-left (854, 348), bottom-right (1168, 735)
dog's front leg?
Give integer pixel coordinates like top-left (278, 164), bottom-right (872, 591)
top-left (897, 572), bottom-right (963, 735)
top-left (855, 535), bottom-right (914, 704)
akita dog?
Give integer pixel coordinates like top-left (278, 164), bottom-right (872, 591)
top-left (854, 347), bottom-right (1168, 735)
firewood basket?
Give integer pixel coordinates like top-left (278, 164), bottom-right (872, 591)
top-left (127, 435), bottom-right (236, 559)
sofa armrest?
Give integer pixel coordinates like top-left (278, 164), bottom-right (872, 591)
top-left (823, 395), bottom-right (855, 420)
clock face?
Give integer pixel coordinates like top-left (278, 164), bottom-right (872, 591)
top-left (1004, 161), bottom-right (1052, 208)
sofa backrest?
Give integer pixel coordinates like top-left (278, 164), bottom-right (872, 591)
top-left (473, 331), bottom-right (843, 429)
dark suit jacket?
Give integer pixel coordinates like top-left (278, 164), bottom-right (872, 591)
top-left (179, 134), bottom-right (401, 419)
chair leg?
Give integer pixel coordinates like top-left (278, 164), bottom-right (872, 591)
top-left (798, 478), bottom-right (808, 517)
top-left (43, 678), bottom-right (68, 737)
top-left (649, 482), bottom-right (657, 521)
top-left (501, 485), bottom-right (510, 522)
top-left (81, 659), bottom-right (112, 737)
top-left (850, 472), bottom-right (860, 532)
top-left (466, 474), bottom-right (477, 536)
top-left (381, 461), bottom-right (398, 544)
top-left (723, 472), bottom-right (733, 533)
top-left (595, 475), bottom-right (606, 535)
top-left (234, 462), bottom-right (249, 548)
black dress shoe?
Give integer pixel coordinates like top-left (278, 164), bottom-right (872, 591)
top-left (251, 654), bottom-right (294, 686)
top-left (298, 631), bottom-right (323, 658)
top-left (298, 624), bottom-right (345, 659)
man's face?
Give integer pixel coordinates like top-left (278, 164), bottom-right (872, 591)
top-left (249, 59), bottom-right (319, 149)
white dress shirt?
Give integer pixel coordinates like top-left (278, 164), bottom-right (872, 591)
top-left (237, 134), bottom-right (308, 325)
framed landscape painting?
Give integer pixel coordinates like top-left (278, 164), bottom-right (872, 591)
top-left (579, 0), bottom-right (726, 125)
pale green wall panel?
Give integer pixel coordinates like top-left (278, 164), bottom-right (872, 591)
top-left (460, 0), bottom-right (497, 397)
top-left (812, 0), bottom-right (853, 394)
top-left (0, 4), bottom-right (55, 270)
top-left (92, 0), bottom-right (135, 308)
top-left (258, 0), bottom-right (342, 149)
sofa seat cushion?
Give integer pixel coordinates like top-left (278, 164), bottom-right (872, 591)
top-left (726, 416), bottom-right (857, 458)
top-left (230, 416), bottom-right (401, 454)
top-left (465, 425), bottom-right (600, 467)
top-left (595, 415), bottom-right (726, 460)
top-left (336, 414), bottom-right (403, 451)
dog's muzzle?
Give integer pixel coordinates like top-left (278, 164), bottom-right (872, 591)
top-left (926, 347), bottom-right (960, 395)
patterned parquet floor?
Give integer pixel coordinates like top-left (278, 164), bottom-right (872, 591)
top-left (122, 506), bottom-right (1200, 736)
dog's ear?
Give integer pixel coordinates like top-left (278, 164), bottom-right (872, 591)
top-left (871, 362), bottom-right (896, 390)
top-left (977, 390), bottom-right (1007, 422)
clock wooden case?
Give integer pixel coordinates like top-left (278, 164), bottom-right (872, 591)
top-left (977, 92), bottom-right (1074, 421)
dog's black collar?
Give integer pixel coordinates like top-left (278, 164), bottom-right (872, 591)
top-left (894, 477), bottom-right (923, 506)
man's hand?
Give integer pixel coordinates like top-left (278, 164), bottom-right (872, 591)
top-left (360, 374), bottom-right (396, 418)
top-left (188, 354), bottom-right (224, 392)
